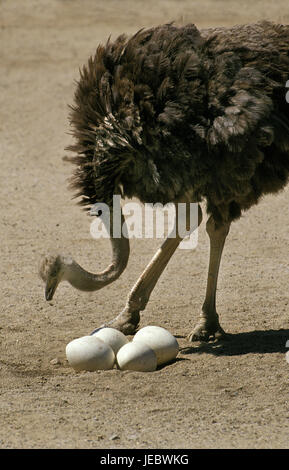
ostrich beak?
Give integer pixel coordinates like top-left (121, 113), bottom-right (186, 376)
top-left (45, 279), bottom-right (58, 301)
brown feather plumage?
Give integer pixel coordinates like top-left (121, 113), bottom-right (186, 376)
top-left (67, 21), bottom-right (289, 223)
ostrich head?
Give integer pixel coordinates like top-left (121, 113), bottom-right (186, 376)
top-left (39, 254), bottom-right (67, 301)
top-left (39, 200), bottom-right (130, 300)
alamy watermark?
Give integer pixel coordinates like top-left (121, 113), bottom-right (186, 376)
top-left (90, 195), bottom-right (199, 250)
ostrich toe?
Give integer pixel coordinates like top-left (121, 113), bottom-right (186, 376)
top-left (90, 308), bottom-right (140, 336)
top-left (187, 317), bottom-right (228, 342)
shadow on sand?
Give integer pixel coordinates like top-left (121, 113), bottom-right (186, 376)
top-left (179, 328), bottom-right (289, 356)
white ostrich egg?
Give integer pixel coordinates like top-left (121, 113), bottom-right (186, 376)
top-left (92, 327), bottom-right (129, 354)
top-left (116, 341), bottom-right (157, 372)
top-left (66, 335), bottom-right (115, 371)
top-left (133, 325), bottom-right (179, 366)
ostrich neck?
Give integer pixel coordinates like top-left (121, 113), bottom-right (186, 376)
top-left (63, 208), bottom-right (129, 291)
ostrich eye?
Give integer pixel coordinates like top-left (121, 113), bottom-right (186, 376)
top-left (96, 209), bottom-right (102, 217)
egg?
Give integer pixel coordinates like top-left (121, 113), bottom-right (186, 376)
top-left (116, 341), bottom-right (157, 372)
top-left (92, 327), bottom-right (129, 354)
top-left (133, 325), bottom-right (179, 366)
top-left (66, 335), bottom-right (115, 371)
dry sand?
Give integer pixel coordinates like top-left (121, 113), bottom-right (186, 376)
top-left (0, 0), bottom-right (289, 449)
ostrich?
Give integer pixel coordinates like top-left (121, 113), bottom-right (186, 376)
top-left (40, 21), bottom-right (289, 341)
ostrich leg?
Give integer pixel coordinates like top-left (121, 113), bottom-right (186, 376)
top-left (92, 203), bottom-right (202, 335)
top-left (188, 215), bottom-right (230, 341)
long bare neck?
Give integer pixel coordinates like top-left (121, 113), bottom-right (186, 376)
top-left (62, 205), bottom-right (129, 292)
top-left (63, 235), bottom-right (129, 291)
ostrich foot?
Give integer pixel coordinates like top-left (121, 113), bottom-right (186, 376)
top-left (90, 307), bottom-right (140, 336)
top-left (187, 315), bottom-right (228, 342)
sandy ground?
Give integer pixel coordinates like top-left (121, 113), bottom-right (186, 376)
top-left (1, 0), bottom-right (289, 449)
